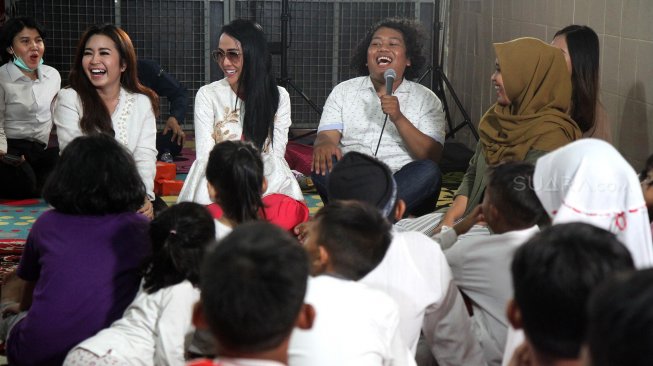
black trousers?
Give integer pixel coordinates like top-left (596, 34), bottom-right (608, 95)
top-left (0, 139), bottom-right (59, 199)
top-left (156, 131), bottom-right (183, 159)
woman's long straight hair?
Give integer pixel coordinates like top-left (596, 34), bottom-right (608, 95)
top-left (220, 19), bottom-right (279, 150)
top-left (554, 25), bottom-right (600, 134)
top-left (69, 24), bottom-right (159, 135)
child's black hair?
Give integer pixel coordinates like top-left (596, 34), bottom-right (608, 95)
top-left (511, 223), bottom-right (634, 360)
top-left (486, 161), bottom-right (548, 228)
top-left (586, 268), bottom-right (653, 366)
top-left (314, 200), bottom-right (392, 280)
top-left (200, 221), bottom-right (308, 353)
top-left (205, 140), bottom-right (265, 224)
top-left (42, 134), bottom-right (145, 215)
top-left (143, 202), bottom-right (216, 294)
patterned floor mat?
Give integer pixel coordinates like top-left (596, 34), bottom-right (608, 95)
top-left (0, 200), bottom-right (49, 279)
top-left (0, 157), bottom-right (464, 279)
top-left (437, 171), bottom-right (464, 210)
top-left (173, 138), bottom-right (195, 174)
top-left (0, 199), bottom-right (50, 239)
top-left (0, 239), bottom-right (25, 280)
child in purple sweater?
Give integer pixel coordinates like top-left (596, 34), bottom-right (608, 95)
top-left (0, 134), bottom-right (151, 365)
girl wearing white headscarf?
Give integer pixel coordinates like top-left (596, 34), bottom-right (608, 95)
top-left (502, 138), bottom-right (653, 366)
top-left (533, 138), bottom-right (653, 268)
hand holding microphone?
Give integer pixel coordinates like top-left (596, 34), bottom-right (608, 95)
top-left (380, 69), bottom-right (402, 122)
top-left (384, 68), bottom-right (396, 96)
top-left (375, 68), bottom-right (397, 156)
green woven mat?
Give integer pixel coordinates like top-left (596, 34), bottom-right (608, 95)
top-left (437, 171), bottom-right (464, 210)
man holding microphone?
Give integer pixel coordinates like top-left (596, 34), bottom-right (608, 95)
top-left (312, 18), bottom-right (445, 216)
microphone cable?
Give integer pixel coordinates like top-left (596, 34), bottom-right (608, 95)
top-left (374, 68), bottom-right (396, 157)
top-left (374, 115), bottom-right (389, 157)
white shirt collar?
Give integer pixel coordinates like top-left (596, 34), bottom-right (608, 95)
top-left (215, 357), bottom-right (285, 366)
top-left (6, 61), bottom-right (52, 82)
top-left (359, 75), bottom-right (410, 94)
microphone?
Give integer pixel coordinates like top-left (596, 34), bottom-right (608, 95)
top-left (375, 69), bottom-right (397, 157)
top-left (384, 69), bottom-right (396, 96)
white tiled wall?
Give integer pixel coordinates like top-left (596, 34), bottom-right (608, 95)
top-left (445, 0), bottom-right (652, 168)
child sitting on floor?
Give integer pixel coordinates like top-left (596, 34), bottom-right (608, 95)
top-left (325, 151), bottom-right (484, 365)
top-left (290, 200), bottom-right (415, 366)
top-left (442, 161), bottom-right (546, 365)
top-left (507, 223), bottom-right (635, 366)
top-left (0, 134), bottom-right (151, 366)
top-left (189, 222), bottom-right (314, 366)
top-left (584, 268), bottom-right (653, 366)
top-left (502, 139), bottom-right (653, 365)
top-left (190, 140), bottom-right (308, 357)
top-left (205, 140), bottom-right (308, 235)
top-left (64, 202), bottom-right (216, 365)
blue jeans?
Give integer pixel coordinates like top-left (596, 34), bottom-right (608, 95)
top-left (312, 159), bottom-right (441, 217)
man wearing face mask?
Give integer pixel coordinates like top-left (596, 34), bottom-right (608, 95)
top-left (0, 17), bottom-right (61, 199)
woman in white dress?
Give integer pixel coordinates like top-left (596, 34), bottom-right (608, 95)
top-left (53, 24), bottom-right (158, 218)
top-left (178, 19), bottom-right (303, 205)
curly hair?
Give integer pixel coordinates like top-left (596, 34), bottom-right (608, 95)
top-left (350, 17), bottom-right (427, 80)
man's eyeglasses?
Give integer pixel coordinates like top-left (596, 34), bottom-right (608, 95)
top-left (211, 50), bottom-right (241, 63)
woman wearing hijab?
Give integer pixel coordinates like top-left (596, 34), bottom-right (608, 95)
top-left (501, 138), bottom-right (653, 366)
top-left (533, 138), bottom-right (653, 268)
top-left (398, 37), bottom-right (581, 235)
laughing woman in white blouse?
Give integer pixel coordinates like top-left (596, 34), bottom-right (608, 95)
top-left (178, 19), bottom-right (302, 205)
top-left (54, 24), bottom-right (158, 218)
top-left (0, 17), bottom-right (61, 199)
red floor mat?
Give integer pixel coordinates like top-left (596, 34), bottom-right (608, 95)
top-left (0, 239), bottom-right (25, 281)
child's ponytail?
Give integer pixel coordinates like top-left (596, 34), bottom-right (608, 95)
top-left (206, 141), bottom-right (266, 224)
top-left (143, 202), bottom-right (215, 294)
